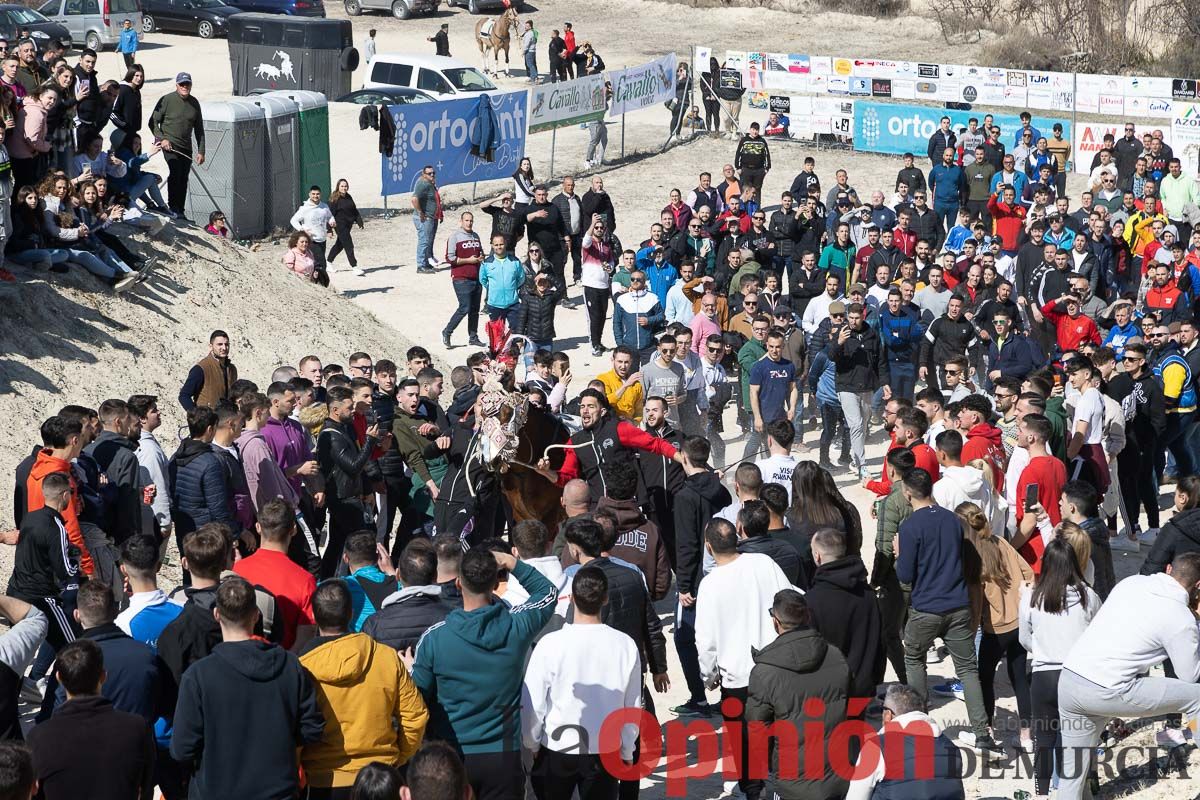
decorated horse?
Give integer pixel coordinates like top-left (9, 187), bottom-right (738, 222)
top-left (433, 360), bottom-right (571, 545)
top-left (474, 6), bottom-right (522, 77)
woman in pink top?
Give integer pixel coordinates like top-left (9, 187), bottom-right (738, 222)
top-left (283, 231), bottom-right (315, 280)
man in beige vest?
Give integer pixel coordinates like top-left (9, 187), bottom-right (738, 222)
top-left (179, 329), bottom-right (238, 410)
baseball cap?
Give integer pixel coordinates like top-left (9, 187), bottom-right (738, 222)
top-left (849, 283), bottom-right (867, 295)
top-left (829, 301), bottom-right (847, 315)
top-left (773, 303), bottom-right (793, 316)
top-left (176, 72), bottom-right (192, 84)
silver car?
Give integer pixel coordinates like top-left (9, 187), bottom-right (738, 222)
top-left (38, 0), bottom-right (142, 51)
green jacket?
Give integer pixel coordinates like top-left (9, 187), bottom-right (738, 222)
top-left (1045, 396), bottom-right (1068, 462)
top-left (412, 561), bottom-right (556, 753)
top-left (870, 485), bottom-right (911, 588)
top-left (149, 91), bottom-right (205, 154)
top-left (391, 407), bottom-right (435, 484)
top-left (737, 338), bottom-right (766, 408)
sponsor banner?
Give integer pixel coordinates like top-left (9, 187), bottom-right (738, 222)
top-left (1073, 123), bottom-right (1124, 173)
top-left (382, 91), bottom-right (526, 194)
top-left (1126, 75), bottom-right (1172, 98)
top-left (719, 68), bottom-right (743, 91)
top-left (1125, 95), bottom-right (1173, 119)
top-left (811, 97), bottom-right (853, 137)
top-left (1174, 103), bottom-right (1200, 161)
top-left (693, 46), bottom-right (710, 78)
top-left (527, 73), bottom-right (607, 133)
top-left (769, 95), bottom-right (791, 113)
top-left (607, 53), bottom-right (678, 117)
top-left (851, 58), bottom-right (901, 79)
top-left (1173, 79), bottom-right (1198, 101)
top-left (871, 78), bottom-right (892, 98)
top-left (853, 100), bottom-right (1068, 155)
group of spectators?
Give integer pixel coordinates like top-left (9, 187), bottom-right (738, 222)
top-left (0, 34), bottom-right (206, 288)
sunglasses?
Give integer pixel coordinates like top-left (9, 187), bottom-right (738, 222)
top-left (744, 300), bottom-right (758, 306)
top-left (944, 369), bottom-right (962, 376)
top-left (631, 278), bottom-right (645, 283)
top-left (706, 345), bottom-right (722, 353)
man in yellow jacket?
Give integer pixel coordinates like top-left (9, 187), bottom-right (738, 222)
top-left (597, 346), bottom-right (644, 422)
top-left (300, 581), bottom-right (429, 793)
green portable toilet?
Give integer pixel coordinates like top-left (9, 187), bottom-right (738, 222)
top-left (264, 89), bottom-right (330, 203)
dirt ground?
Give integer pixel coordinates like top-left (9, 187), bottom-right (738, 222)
top-left (2, 0), bottom-right (1197, 796)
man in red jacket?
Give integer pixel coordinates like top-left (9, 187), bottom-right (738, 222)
top-left (1040, 292), bottom-right (1102, 354)
top-left (561, 22), bottom-right (576, 79)
top-left (986, 184), bottom-right (1026, 253)
top-left (957, 394), bottom-right (1007, 487)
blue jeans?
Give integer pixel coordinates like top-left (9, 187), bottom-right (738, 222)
top-left (674, 600), bottom-right (706, 704)
top-left (934, 204), bottom-right (958, 241)
top-left (66, 247), bottom-right (120, 279)
top-left (529, 339), bottom-right (553, 352)
top-left (444, 279), bottom-right (481, 339)
top-left (8, 248), bottom-right (70, 268)
top-left (487, 303), bottom-right (519, 327)
top-left (524, 51), bottom-right (537, 82)
top-left (890, 361), bottom-right (916, 401)
top-left (127, 173), bottom-right (166, 209)
top-left (1160, 411), bottom-right (1196, 478)
top-left (413, 215), bottom-right (435, 269)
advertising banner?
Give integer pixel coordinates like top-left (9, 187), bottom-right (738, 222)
top-left (1172, 102), bottom-right (1200, 175)
top-left (528, 74), bottom-right (607, 133)
top-left (853, 101), bottom-right (1069, 156)
top-left (381, 92), bottom-right (526, 194)
top-left (606, 53), bottom-right (678, 117)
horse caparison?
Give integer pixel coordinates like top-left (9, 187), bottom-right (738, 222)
top-left (497, 400), bottom-right (569, 533)
top-left (475, 7), bottom-right (521, 76)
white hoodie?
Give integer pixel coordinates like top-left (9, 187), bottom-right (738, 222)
top-left (1064, 573), bottom-right (1200, 689)
top-left (932, 464), bottom-right (1004, 533)
top-left (846, 711), bottom-right (947, 800)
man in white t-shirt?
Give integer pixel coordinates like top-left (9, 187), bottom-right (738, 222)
top-left (915, 386), bottom-right (948, 448)
top-left (755, 419), bottom-right (798, 503)
top-left (1066, 358), bottom-right (1109, 496)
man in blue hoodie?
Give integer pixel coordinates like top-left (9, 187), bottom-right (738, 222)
top-left (612, 269), bottom-right (665, 365)
top-left (412, 548), bottom-right (556, 800)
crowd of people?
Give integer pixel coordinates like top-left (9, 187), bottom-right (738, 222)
top-left (6, 33), bottom-right (1200, 800)
top-left (0, 33), bottom-right (207, 289)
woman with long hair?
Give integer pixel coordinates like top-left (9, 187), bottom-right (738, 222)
top-left (1055, 520), bottom-right (1093, 585)
top-left (6, 184), bottom-right (70, 272)
top-left (701, 56), bottom-right (721, 135)
top-left (957, 500), bottom-right (1034, 752)
top-left (8, 83), bottom-right (56, 191)
top-left (1143, 474), bottom-right (1200, 573)
top-left (786, 461), bottom-right (862, 588)
top-left (512, 156), bottom-right (535, 212)
top-left (1019, 536), bottom-right (1099, 800)
top-left (327, 178), bottom-right (364, 277)
top-left (44, 66), bottom-right (78, 174)
top-left (39, 173), bottom-right (139, 290)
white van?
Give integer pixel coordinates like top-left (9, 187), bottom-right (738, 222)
top-left (364, 53), bottom-right (496, 100)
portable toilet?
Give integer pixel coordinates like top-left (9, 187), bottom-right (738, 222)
top-left (251, 94), bottom-right (300, 232)
top-left (263, 89), bottom-right (330, 203)
top-left (185, 99), bottom-right (268, 239)
top-left (227, 14), bottom-right (358, 99)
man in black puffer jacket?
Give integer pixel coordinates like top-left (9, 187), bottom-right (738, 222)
top-left (363, 539), bottom-right (453, 653)
top-left (919, 297), bottom-right (978, 390)
top-left (828, 303), bottom-right (890, 481)
top-left (746, 589), bottom-right (849, 800)
top-left (1141, 505), bottom-right (1200, 575)
top-left (168, 407), bottom-right (234, 553)
top-left (514, 273), bottom-right (561, 350)
top-left (372, 360), bottom-right (408, 545)
top-left (804, 528), bottom-right (885, 704)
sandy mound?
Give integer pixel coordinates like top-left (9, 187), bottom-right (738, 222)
top-left (0, 224), bottom-right (418, 529)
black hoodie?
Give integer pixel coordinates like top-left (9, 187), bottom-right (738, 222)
top-left (171, 640), bottom-right (324, 800)
top-left (738, 534), bottom-right (801, 585)
top-left (1142, 507), bottom-right (1200, 576)
top-left (673, 470), bottom-right (732, 596)
top-left (85, 429), bottom-right (144, 542)
top-left (745, 627), bottom-right (849, 800)
top-left (805, 555), bottom-right (886, 699)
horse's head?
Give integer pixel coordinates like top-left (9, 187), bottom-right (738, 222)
top-left (475, 386), bottom-right (527, 470)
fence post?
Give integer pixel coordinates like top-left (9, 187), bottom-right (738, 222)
top-left (549, 125), bottom-right (557, 178)
top-left (1071, 69), bottom-right (1078, 174)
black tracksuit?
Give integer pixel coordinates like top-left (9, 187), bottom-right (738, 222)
top-left (362, 586), bottom-right (454, 653)
top-left (919, 315), bottom-right (978, 376)
top-left (672, 470), bottom-right (732, 597)
top-left (828, 324), bottom-right (890, 393)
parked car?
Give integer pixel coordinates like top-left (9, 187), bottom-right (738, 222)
top-left (225, 0), bottom-right (323, 15)
top-left (37, 0), bottom-right (141, 51)
top-left (444, 0), bottom-right (513, 14)
top-left (0, 5), bottom-right (71, 49)
top-left (343, 0), bottom-right (433, 19)
top-left (141, 0), bottom-right (240, 38)
top-left (364, 54), bottom-right (496, 100)
top-left (334, 86), bottom-right (432, 104)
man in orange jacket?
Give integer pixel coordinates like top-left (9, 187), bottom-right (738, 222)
top-left (26, 416), bottom-right (93, 577)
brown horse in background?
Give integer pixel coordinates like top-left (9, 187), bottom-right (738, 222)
top-left (474, 6), bottom-right (521, 76)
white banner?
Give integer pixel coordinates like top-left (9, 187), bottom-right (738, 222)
top-left (606, 53), bottom-right (678, 118)
top-left (527, 73), bottom-right (607, 133)
top-left (1173, 103), bottom-right (1200, 175)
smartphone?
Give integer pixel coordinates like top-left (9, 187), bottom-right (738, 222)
top-left (1024, 483), bottom-right (1040, 513)
top-left (1053, 373), bottom-right (1062, 387)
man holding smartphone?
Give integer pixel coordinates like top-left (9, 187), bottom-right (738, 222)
top-left (1012, 413), bottom-right (1066, 573)
top-left (829, 303), bottom-right (890, 481)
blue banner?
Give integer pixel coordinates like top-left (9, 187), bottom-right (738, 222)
top-left (854, 101), bottom-right (1070, 156)
top-left (381, 91), bottom-right (527, 195)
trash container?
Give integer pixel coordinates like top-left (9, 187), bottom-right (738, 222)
top-left (263, 89), bottom-right (330, 202)
top-left (185, 99), bottom-right (268, 239)
top-left (228, 14), bottom-right (358, 99)
top-left (251, 94), bottom-right (300, 232)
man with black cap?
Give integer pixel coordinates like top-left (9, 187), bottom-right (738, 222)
top-left (149, 72), bottom-right (204, 220)
top-left (428, 23), bottom-right (450, 57)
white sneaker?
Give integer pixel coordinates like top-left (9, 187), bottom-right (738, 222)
top-left (1109, 535), bottom-right (1140, 553)
top-left (428, 257), bottom-right (440, 268)
top-left (926, 644), bottom-right (942, 664)
top-left (1156, 727), bottom-right (1188, 749)
top-left (113, 272), bottom-right (139, 292)
top-left (352, 267), bottom-right (365, 277)
top-left (19, 676), bottom-right (46, 703)
top-left (1137, 527), bottom-right (1160, 545)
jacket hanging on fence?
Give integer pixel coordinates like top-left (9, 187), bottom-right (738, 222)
top-left (379, 104), bottom-right (396, 155)
top-left (359, 104), bottom-right (379, 131)
top-left (470, 95), bottom-right (498, 162)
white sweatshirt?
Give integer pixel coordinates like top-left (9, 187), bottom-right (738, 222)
top-left (1019, 584), bottom-right (1100, 672)
top-left (696, 552), bottom-right (793, 689)
top-left (521, 623), bottom-right (642, 759)
top-left (1064, 573), bottom-right (1200, 689)
top-left (932, 464), bottom-right (1004, 533)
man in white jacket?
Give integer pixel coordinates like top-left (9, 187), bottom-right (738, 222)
top-left (521, 566), bottom-right (641, 800)
top-left (696, 518), bottom-right (792, 800)
top-left (1057, 553), bottom-right (1200, 800)
top-left (290, 186), bottom-right (334, 276)
top-left (931, 429), bottom-right (1004, 532)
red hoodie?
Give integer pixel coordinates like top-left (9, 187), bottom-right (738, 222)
top-left (26, 450), bottom-right (94, 576)
top-left (961, 423), bottom-right (1006, 488)
top-left (865, 432), bottom-right (901, 497)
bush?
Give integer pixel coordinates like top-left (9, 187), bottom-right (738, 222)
top-left (982, 28), bottom-right (1063, 71)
